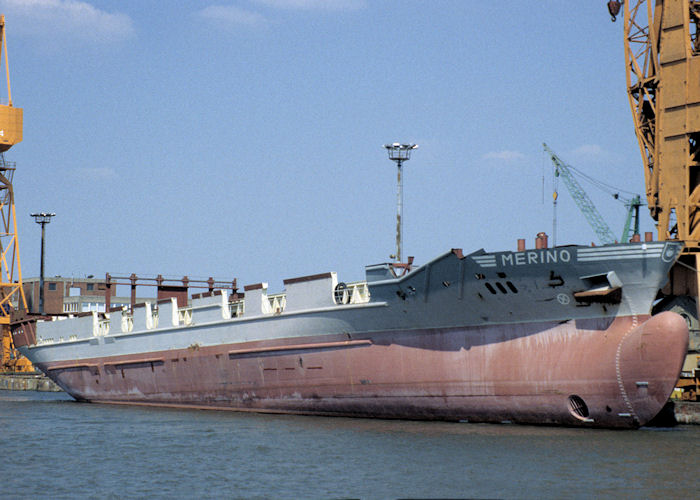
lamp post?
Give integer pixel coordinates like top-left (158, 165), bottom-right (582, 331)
top-left (30, 212), bottom-right (55, 315)
top-left (383, 143), bottom-right (418, 263)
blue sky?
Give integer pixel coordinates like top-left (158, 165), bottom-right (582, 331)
top-left (1, 0), bottom-right (650, 292)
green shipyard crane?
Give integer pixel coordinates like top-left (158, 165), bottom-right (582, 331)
top-left (620, 194), bottom-right (642, 243)
top-left (543, 143), bottom-right (643, 245)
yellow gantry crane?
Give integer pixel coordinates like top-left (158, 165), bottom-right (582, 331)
top-left (610, 0), bottom-right (700, 399)
top-left (616, 0), bottom-right (700, 245)
top-left (0, 14), bottom-right (30, 373)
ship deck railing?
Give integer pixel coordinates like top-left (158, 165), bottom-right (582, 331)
top-left (178, 307), bottom-right (193, 325)
top-left (339, 281), bottom-right (370, 305)
top-left (32, 280), bottom-right (373, 345)
top-left (150, 310), bottom-right (159, 329)
top-left (97, 316), bottom-right (110, 336)
top-left (230, 300), bottom-right (244, 317)
top-left (226, 281), bottom-right (370, 318)
top-left (267, 293), bottom-right (287, 314)
top-left (121, 308), bottom-right (134, 332)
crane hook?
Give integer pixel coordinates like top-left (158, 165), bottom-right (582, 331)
top-left (607, 1), bottom-right (622, 22)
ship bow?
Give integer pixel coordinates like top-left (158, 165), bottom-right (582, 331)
top-left (619, 311), bottom-right (689, 426)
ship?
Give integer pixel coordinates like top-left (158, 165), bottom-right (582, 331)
top-left (11, 236), bottom-right (689, 428)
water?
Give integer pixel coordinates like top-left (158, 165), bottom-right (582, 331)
top-left (1, 391), bottom-right (698, 499)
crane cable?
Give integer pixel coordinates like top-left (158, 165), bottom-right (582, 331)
top-left (566, 162), bottom-right (639, 203)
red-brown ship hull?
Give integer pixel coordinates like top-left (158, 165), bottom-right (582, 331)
top-left (36, 311), bottom-right (688, 428)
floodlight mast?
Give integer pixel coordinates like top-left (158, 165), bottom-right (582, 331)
top-left (383, 143), bottom-right (418, 263)
top-left (30, 212), bottom-right (55, 315)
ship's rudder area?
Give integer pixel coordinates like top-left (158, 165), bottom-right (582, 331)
top-left (34, 362), bottom-right (91, 401)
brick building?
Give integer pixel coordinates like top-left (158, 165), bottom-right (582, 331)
top-left (21, 276), bottom-right (153, 315)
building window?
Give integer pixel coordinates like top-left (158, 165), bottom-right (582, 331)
top-left (48, 283), bottom-right (57, 291)
top-left (81, 302), bottom-right (106, 313)
top-left (87, 283), bottom-right (94, 291)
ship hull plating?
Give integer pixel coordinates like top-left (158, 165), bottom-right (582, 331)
top-left (34, 311), bottom-right (687, 428)
top-left (17, 242), bottom-right (690, 428)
